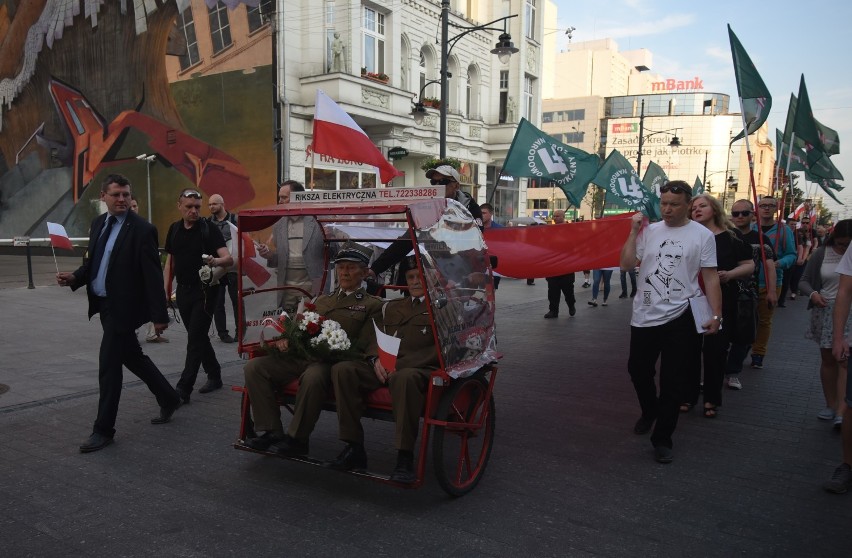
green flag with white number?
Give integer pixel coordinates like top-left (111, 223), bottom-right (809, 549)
top-left (592, 150), bottom-right (658, 218)
top-left (502, 118), bottom-right (601, 207)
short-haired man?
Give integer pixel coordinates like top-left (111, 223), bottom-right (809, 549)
top-left (331, 258), bottom-right (439, 481)
top-left (543, 210), bottom-right (576, 318)
top-left (164, 189), bottom-right (234, 401)
top-left (258, 180), bottom-right (326, 311)
top-left (620, 180), bottom-right (722, 463)
top-left (726, 199), bottom-right (776, 389)
top-left (480, 203), bottom-right (503, 289)
top-left (207, 193), bottom-right (239, 343)
top-left (57, 174), bottom-right (181, 452)
top-left (827, 247), bottom-right (852, 493)
top-left (243, 242), bottom-right (383, 459)
top-left (751, 196), bottom-right (796, 368)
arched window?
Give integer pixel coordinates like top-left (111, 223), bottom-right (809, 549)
top-left (467, 64), bottom-right (480, 118)
top-left (400, 35), bottom-right (411, 91)
top-left (420, 45), bottom-right (437, 99)
top-left (447, 56), bottom-right (460, 113)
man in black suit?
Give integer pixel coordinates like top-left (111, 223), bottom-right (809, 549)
top-left (57, 174), bottom-right (181, 453)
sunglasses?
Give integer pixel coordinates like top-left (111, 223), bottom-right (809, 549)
top-left (430, 178), bottom-right (454, 186)
top-left (180, 189), bottom-right (202, 199)
top-left (660, 184), bottom-right (692, 196)
top-left (731, 210), bottom-right (752, 217)
top-left (758, 204), bottom-right (776, 209)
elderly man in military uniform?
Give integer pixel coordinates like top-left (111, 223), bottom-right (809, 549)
top-left (331, 258), bottom-right (439, 481)
top-left (243, 242), bottom-right (383, 456)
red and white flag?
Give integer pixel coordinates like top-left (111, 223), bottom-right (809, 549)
top-left (312, 90), bottom-right (403, 184)
top-left (373, 319), bottom-right (401, 372)
top-left (788, 202), bottom-right (816, 222)
top-left (46, 222), bottom-right (73, 251)
top-left (229, 222), bottom-right (271, 287)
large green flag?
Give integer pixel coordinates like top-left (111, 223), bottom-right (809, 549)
top-left (793, 75), bottom-right (824, 152)
top-left (502, 118), bottom-right (600, 207)
top-left (808, 150), bottom-right (844, 180)
top-left (728, 25), bottom-right (772, 143)
top-left (816, 179), bottom-right (844, 205)
top-left (816, 119), bottom-right (840, 156)
top-left (693, 176), bottom-right (704, 196)
top-left (592, 150), bottom-right (657, 217)
top-left (806, 172), bottom-right (844, 192)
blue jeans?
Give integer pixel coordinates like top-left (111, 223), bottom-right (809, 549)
top-left (592, 269), bottom-right (613, 301)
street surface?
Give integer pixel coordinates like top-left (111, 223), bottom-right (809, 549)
top-left (0, 256), bottom-right (850, 557)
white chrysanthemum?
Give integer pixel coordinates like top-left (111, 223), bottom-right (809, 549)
top-left (298, 311), bottom-right (321, 330)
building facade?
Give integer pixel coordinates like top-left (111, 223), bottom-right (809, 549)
top-left (166, 0), bottom-right (545, 215)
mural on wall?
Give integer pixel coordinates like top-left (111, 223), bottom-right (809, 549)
top-left (0, 0), bottom-right (269, 239)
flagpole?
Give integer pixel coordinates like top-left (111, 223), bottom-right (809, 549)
top-left (50, 245), bottom-right (59, 274)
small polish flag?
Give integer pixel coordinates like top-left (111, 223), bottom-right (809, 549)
top-left (312, 90), bottom-right (403, 185)
top-left (228, 222), bottom-right (271, 287)
top-left (373, 319), bottom-right (401, 372)
top-left (47, 222), bottom-right (73, 251)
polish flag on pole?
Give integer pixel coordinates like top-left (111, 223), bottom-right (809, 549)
top-left (373, 319), bottom-right (401, 371)
top-left (312, 90), bottom-right (403, 184)
top-left (788, 202), bottom-right (815, 221)
top-left (228, 222), bottom-right (271, 287)
top-left (47, 222), bottom-right (73, 251)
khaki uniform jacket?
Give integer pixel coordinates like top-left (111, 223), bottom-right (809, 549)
top-left (315, 287), bottom-right (383, 357)
top-left (379, 297), bottom-right (439, 371)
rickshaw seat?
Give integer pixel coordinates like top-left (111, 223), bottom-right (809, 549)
top-left (275, 379), bottom-right (394, 416)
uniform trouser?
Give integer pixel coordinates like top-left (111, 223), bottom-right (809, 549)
top-left (332, 362), bottom-right (430, 450)
top-left (627, 309), bottom-right (701, 449)
top-left (243, 354), bottom-right (330, 441)
top-left (93, 298), bottom-right (179, 437)
top-left (176, 284), bottom-right (221, 394)
top-left (213, 272), bottom-right (241, 337)
top-left (546, 273), bottom-right (576, 314)
top-left (752, 286), bottom-right (781, 357)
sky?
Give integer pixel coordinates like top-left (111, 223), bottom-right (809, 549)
top-left (550, 0), bottom-right (852, 219)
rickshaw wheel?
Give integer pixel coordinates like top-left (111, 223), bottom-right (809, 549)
top-left (432, 374), bottom-right (495, 497)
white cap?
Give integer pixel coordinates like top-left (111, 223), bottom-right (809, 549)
top-left (425, 165), bottom-right (461, 183)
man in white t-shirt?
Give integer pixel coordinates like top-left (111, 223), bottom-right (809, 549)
top-left (620, 180), bottom-right (723, 464)
top-left (827, 246), bottom-right (852, 493)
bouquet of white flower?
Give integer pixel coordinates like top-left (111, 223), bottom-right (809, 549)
top-left (261, 302), bottom-right (358, 362)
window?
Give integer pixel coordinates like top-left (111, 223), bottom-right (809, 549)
top-left (525, 0), bottom-right (536, 40)
top-left (523, 75), bottom-right (535, 120)
top-left (208, 1), bottom-right (232, 54)
top-left (246, 0), bottom-right (272, 33)
top-left (326, 1), bottom-right (335, 25)
top-left (177, 7), bottom-right (200, 70)
top-left (499, 70), bottom-right (509, 123)
top-left (362, 7), bottom-right (385, 74)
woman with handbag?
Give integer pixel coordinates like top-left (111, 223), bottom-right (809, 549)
top-left (799, 220), bottom-right (852, 430)
top-left (686, 194), bottom-right (754, 417)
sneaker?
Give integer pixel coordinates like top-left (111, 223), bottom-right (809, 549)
top-left (750, 355), bottom-right (764, 369)
top-left (834, 415), bottom-right (844, 429)
top-left (588, 300), bottom-right (598, 307)
top-left (582, 281), bottom-right (591, 288)
top-left (818, 407), bottom-right (836, 421)
top-left (823, 463), bottom-right (852, 494)
top-left (726, 377), bottom-right (743, 390)
top-left (601, 300), bottom-right (608, 306)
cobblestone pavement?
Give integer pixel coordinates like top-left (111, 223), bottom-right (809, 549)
top-left (0, 257), bottom-right (850, 557)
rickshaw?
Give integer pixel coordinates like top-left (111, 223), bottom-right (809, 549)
top-left (232, 189), bottom-right (499, 497)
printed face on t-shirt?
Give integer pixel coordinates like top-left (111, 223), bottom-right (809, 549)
top-left (657, 241), bottom-right (683, 276)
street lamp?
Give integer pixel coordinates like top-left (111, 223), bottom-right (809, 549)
top-left (136, 153), bottom-right (156, 222)
top-left (635, 99), bottom-right (681, 174)
top-left (434, 1), bottom-right (518, 158)
top-left (410, 79), bottom-right (441, 125)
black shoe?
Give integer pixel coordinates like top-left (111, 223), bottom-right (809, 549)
top-left (630, 290), bottom-right (637, 298)
top-left (219, 334), bottom-right (236, 343)
top-left (79, 432), bottom-right (114, 453)
top-left (654, 445), bottom-right (673, 464)
top-left (151, 399), bottom-right (181, 424)
top-left (568, 305), bottom-right (576, 317)
top-left (175, 387), bottom-right (191, 404)
top-left (275, 434), bottom-right (310, 457)
top-left (544, 312), bottom-right (558, 319)
top-left (389, 451), bottom-right (416, 484)
top-left (328, 443), bottom-right (368, 471)
top-left (618, 293), bottom-right (628, 299)
top-left (633, 416), bottom-right (654, 435)
top-left (198, 379), bottom-right (223, 394)
top-left (244, 431), bottom-right (286, 451)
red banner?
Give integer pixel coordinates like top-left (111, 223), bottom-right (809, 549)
top-left (484, 213), bottom-right (636, 279)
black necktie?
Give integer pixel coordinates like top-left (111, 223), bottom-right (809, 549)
top-left (90, 215), bottom-right (116, 276)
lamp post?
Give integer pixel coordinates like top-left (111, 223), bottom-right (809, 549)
top-left (136, 153), bottom-right (156, 222)
top-left (635, 99), bottom-right (681, 174)
top-left (428, 1), bottom-right (518, 159)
